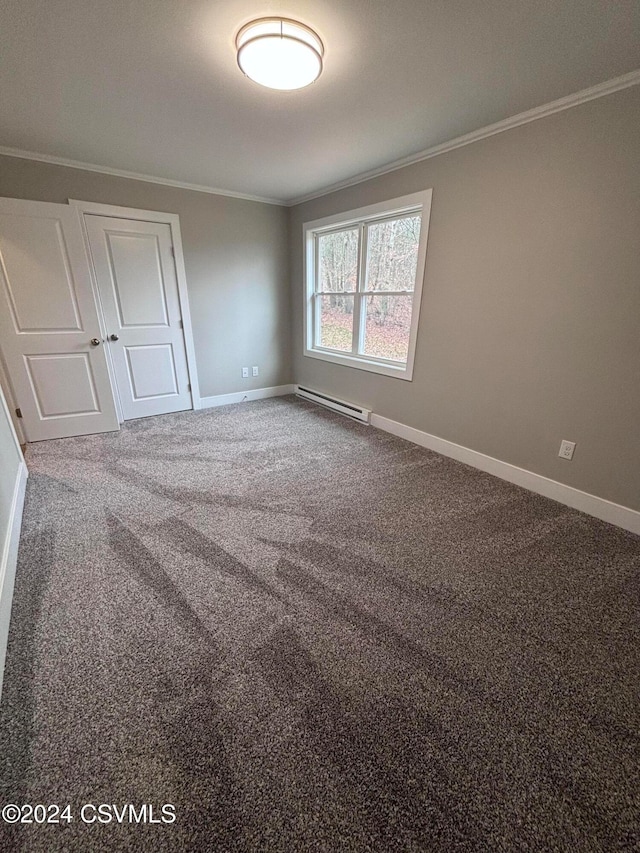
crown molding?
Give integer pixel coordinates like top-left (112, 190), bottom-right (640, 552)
top-left (286, 68), bottom-right (640, 206)
top-left (0, 146), bottom-right (284, 206)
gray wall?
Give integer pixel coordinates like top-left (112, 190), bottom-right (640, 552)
top-left (289, 86), bottom-right (640, 512)
top-left (0, 156), bottom-right (290, 398)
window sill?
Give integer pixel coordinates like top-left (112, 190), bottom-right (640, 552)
top-left (303, 347), bottom-right (413, 381)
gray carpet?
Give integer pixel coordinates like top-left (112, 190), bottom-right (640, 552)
top-left (1, 396), bottom-right (638, 852)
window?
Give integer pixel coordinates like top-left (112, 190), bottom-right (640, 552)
top-left (303, 190), bottom-right (432, 380)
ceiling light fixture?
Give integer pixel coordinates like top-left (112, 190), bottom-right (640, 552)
top-left (236, 18), bottom-right (324, 91)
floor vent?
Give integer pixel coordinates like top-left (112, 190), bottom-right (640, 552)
top-left (295, 385), bottom-right (370, 423)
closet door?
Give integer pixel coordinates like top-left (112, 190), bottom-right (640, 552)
top-left (0, 198), bottom-right (119, 441)
top-left (84, 215), bottom-right (192, 420)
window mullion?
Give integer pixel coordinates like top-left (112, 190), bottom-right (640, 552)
top-left (352, 222), bottom-right (367, 355)
top-left (366, 290), bottom-right (414, 297)
top-left (313, 235), bottom-right (321, 348)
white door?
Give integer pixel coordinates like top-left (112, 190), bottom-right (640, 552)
top-left (0, 198), bottom-right (119, 442)
top-left (84, 215), bottom-right (192, 420)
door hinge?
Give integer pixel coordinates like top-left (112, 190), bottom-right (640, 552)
top-left (15, 407), bottom-right (22, 419)
top-left (178, 319), bottom-right (183, 329)
top-left (187, 383), bottom-right (191, 392)
top-left (170, 246), bottom-right (175, 259)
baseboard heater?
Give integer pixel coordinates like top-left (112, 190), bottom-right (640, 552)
top-left (295, 385), bottom-right (370, 424)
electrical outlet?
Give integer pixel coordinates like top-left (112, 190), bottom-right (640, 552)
top-left (558, 440), bottom-right (576, 460)
top-left (252, 366), bottom-right (259, 377)
top-left (242, 367), bottom-right (249, 378)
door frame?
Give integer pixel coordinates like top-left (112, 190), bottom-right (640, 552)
top-left (0, 353), bottom-right (25, 445)
top-left (69, 200), bottom-right (202, 417)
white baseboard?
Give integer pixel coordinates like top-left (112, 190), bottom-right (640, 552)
top-left (199, 384), bottom-right (295, 410)
top-left (0, 460), bottom-right (28, 699)
top-left (370, 413), bottom-right (640, 536)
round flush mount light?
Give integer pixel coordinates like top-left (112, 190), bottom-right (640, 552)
top-left (236, 18), bottom-right (324, 91)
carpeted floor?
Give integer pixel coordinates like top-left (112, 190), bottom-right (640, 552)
top-left (0, 396), bottom-right (638, 852)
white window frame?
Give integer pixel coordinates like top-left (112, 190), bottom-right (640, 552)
top-left (303, 189), bottom-right (432, 381)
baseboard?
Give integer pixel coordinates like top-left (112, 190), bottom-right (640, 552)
top-left (199, 384), bottom-right (295, 410)
top-left (0, 460), bottom-right (28, 700)
top-left (370, 413), bottom-right (640, 536)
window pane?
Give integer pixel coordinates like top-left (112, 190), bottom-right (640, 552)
top-left (362, 294), bottom-right (412, 362)
top-left (365, 215), bottom-right (421, 292)
top-left (317, 229), bottom-right (358, 293)
top-left (317, 294), bottom-right (354, 352)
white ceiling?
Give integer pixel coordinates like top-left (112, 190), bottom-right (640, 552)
top-left (1, 0), bottom-right (639, 204)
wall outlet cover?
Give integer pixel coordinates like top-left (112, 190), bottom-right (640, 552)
top-left (242, 367), bottom-right (249, 378)
top-left (558, 439), bottom-right (576, 460)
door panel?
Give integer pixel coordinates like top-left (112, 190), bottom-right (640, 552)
top-left (106, 232), bottom-right (170, 327)
top-left (84, 215), bottom-right (192, 420)
top-left (0, 214), bottom-right (83, 332)
top-left (25, 353), bottom-right (100, 417)
top-left (0, 198), bottom-right (119, 441)
top-left (125, 344), bottom-right (179, 400)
